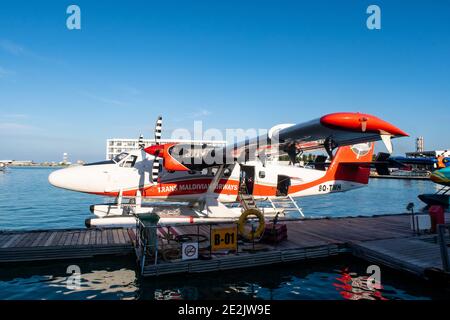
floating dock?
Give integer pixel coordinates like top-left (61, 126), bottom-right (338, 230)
top-left (139, 214), bottom-right (449, 278)
top-left (370, 173), bottom-right (430, 180)
top-left (0, 214), bottom-right (449, 284)
top-left (351, 236), bottom-right (448, 277)
top-left (0, 228), bottom-right (135, 262)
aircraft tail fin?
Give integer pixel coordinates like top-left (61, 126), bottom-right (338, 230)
top-left (325, 143), bottom-right (375, 185)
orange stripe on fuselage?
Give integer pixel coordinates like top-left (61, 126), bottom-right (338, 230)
top-left (89, 178), bottom-right (240, 198)
top-left (253, 183), bottom-right (277, 197)
top-left (288, 144), bottom-right (373, 194)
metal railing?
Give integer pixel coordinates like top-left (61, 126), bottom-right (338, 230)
top-left (135, 217), bottom-right (240, 273)
top-left (437, 224), bottom-right (450, 272)
top-left (267, 195), bottom-right (304, 217)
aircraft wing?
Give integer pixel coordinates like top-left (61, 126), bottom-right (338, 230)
top-left (224, 112), bottom-right (408, 163)
top-left (146, 112), bottom-right (408, 171)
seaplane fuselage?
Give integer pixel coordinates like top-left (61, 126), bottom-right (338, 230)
top-left (49, 142), bottom-right (374, 203)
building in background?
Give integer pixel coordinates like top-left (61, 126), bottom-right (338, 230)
top-left (406, 150), bottom-right (450, 159)
top-left (8, 160), bottom-right (34, 166)
top-left (106, 138), bottom-right (227, 160)
top-left (403, 137), bottom-right (449, 171)
top-left (416, 136), bottom-right (424, 153)
top-left (62, 152), bottom-right (71, 165)
top-left (406, 136), bottom-right (449, 159)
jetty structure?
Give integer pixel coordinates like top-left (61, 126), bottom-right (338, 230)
top-left (1, 213), bottom-right (449, 284)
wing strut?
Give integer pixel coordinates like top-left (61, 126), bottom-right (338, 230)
top-left (324, 137), bottom-right (337, 160)
top-left (381, 134), bottom-right (393, 154)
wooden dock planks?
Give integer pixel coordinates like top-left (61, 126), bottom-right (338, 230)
top-left (350, 237), bottom-right (449, 276)
top-left (0, 228), bottom-right (134, 263)
top-left (1, 213), bottom-right (449, 281)
top-left (139, 213), bottom-right (450, 278)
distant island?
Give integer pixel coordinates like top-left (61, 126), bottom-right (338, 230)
top-left (0, 160), bottom-right (86, 167)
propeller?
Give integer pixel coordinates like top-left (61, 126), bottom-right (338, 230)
top-left (151, 116), bottom-right (163, 184)
top-left (138, 134), bottom-right (145, 149)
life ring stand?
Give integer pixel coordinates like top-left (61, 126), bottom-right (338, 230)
top-left (238, 208), bottom-right (265, 240)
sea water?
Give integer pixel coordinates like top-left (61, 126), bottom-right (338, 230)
top-left (0, 167), bottom-right (447, 300)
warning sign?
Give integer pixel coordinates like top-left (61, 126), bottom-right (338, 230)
top-left (211, 226), bottom-right (238, 252)
top-left (182, 242), bottom-right (198, 260)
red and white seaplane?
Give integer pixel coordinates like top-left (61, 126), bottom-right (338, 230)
top-left (49, 112), bottom-right (407, 231)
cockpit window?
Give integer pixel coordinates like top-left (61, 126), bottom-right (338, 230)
top-left (113, 152), bottom-right (129, 163)
top-left (121, 155), bottom-right (137, 168)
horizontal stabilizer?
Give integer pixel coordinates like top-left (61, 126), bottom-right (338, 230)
top-left (338, 152), bottom-right (408, 175)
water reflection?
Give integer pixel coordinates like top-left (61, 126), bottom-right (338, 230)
top-left (333, 268), bottom-right (387, 300)
top-left (0, 256), bottom-right (447, 300)
top-left (0, 259), bottom-right (138, 300)
top-left (135, 256), bottom-right (445, 300)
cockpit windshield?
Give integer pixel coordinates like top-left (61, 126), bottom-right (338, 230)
top-left (113, 152), bottom-right (129, 163)
top-left (121, 155), bottom-right (137, 168)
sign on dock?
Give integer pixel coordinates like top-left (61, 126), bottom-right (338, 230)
top-left (182, 242), bottom-right (199, 260)
top-left (211, 226), bottom-right (238, 252)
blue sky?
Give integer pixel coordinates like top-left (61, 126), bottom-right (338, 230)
top-left (1, 0), bottom-right (449, 162)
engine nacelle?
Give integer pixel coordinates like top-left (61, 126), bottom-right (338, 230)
top-left (145, 143), bottom-right (190, 171)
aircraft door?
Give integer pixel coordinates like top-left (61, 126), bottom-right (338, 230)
top-left (277, 175), bottom-right (291, 196)
top-left (239, 165), bottom-right (255, 195)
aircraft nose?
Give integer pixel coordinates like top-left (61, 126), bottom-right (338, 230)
top-left (48, 166), bottom-right (108, 193)
top-left (48, 167), bottom-right (86, 191)
top-left (48, 169), bottom-right (68, 189)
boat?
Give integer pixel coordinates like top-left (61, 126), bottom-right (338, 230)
top-left (418, 167), bottom-right (450, 207)
top-left (418, 193), bottom-right (449, 207)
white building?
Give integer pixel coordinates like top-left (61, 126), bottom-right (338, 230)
top-left (106, 138), bottom-right (227, 160)
top-left (406, 150), bottom-right (450, 158)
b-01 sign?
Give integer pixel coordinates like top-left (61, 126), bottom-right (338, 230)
top-left (211, 226), bottom-right (238, 252)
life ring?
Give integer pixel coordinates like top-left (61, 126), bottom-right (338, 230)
top-left (238, 208), bottom-right (265, 240)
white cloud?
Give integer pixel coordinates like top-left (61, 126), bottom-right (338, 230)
top-left (82, 92), bottom-right (127, 106)
top-left (1, 113), bottom-right (28, 119)
top-left (0, 39), bottom-right (25, 56)
top-left (119, 85), bottom-right (140, 95)
top-left (0, 66), bottom-right (15, 78)
top-left (0, 122), bottom-right (37, 131)
top-left (190, 109), bottom-right (212, 118)
top-left (0, 39), bottom-right (60, 65)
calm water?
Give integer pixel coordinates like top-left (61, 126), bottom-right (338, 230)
top-left (0, 167), bottom-right (447, 300)
top-left (0, 256), bottom-right (448, 300)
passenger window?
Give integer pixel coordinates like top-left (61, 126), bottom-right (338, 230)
top-left (223, 168), bottom-right (232, 177)
top-left (259, 171), bottom-right (266, 179)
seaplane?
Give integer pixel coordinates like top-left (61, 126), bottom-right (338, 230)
top-left (48, 112), bottom-right (408, 237)
top-left (375, 153), bottom-right (450, 207)
top-left (417, 167), bottom-right (450, 207)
